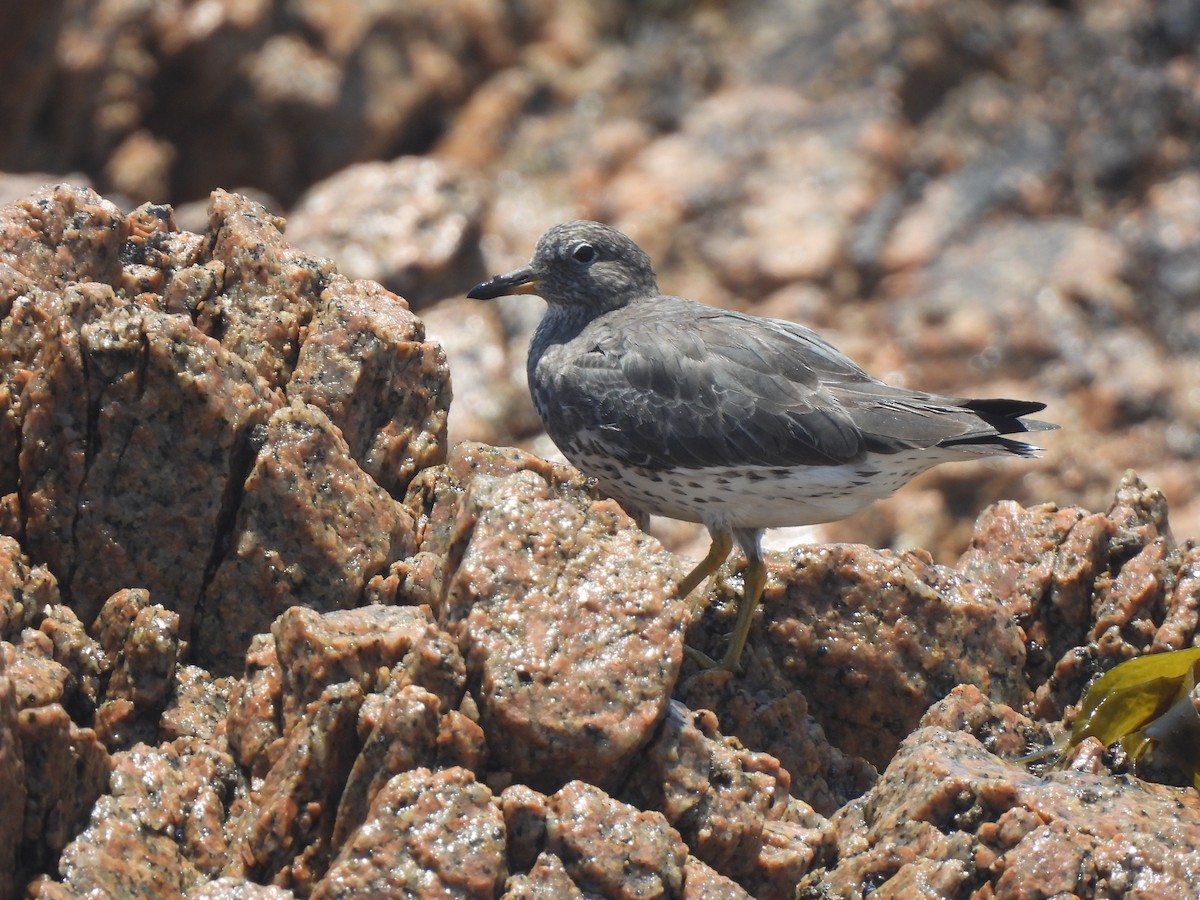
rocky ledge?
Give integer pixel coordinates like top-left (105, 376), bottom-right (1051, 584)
top-left (2, 184), bottom-right (1199, 898)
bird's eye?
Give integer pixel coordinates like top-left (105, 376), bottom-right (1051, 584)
top-left (571, 243), bottom-right (597, 264)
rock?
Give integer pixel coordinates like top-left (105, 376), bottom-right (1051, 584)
top-left (959, 471), bottom-right (1194, 722)
top-left (797, 720), bottom-right (1200, 896)
top-left (18, 299), bottom-right (281, 632)
top-left (547, 781), bottom-right (687, 898)
top-left (313, 767), bottom-right (506, 899)
top-left (287, 157), bottom-right (487, 306)
top-left (420, 295), bottom-right (539, 448)
top-left (675, 669), bottom-right (878, 817)
top-left (200, 190), bottom-right (332, 388)
top-left (50, 738), bottom-right (247, 898)
top-left (404, 442), bottom-right (688, 792)
top-left (0, 535), bottom-right (59, 639)
top-left (0, 185), bottom-right (125, 289)
top-left (199, 402), bottom-right (415, 675)
top-left (628, 702), bottom-right (833, 898)
top-left (686, 542), bottom-right (1027, 769)
top-left (0, 649), bottom-right (26, 898)
top-left (681, 855), bottom-right (753, 899)
top-left (184, 877), bottom-right (295, 899)
top-left (230, 680), bottom-right (364, 891)
top-left (161, 665), bottom-right (236, 743)
top-left (219, 603), bottom-right (475, 892)
top-left (501, 851), bottom-right (583, 899)
top-left (287, 273), bottom-right (450, 498)
top-left (0, 0), bottom-right (544, 204)
top-left (16, 702), bottom-right (111, 876)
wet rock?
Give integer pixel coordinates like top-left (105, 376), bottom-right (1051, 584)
top-left (958, 500), bottom-right (1112, 686)
top-left (628, 701), bottom-right (832, 898)
top-left (676, 670), bottom-right (877, 817)
top-left (547, 781), bottom-right (687, 898)
top-left (220, 603), bottom-right (476, 892)
top-left (161, 665), bottom-right (236, 743)
top-left (0, 650), bottom-right (26, 898)
top-left (287, 157), bottom-right (487, 306)
top-left (184, 877), bottom-right (295, 899)
top-left (287, 273), bottom-right (451, 498)
top-left (313, 766), bottom-right (506, 899)
top-left (405, 442), bottom-right (687, 792)
top-left (18, 300), bottom-right (281, 632)
top-left (797, 720), bottom-right (1200, 897)
top-left (199, 402), bottom-right (414, 675)
top-left (960, 471), bottom-right (1193, 722)
top-left (0, 535), bottom-right (59, 639)
top-left (96, 589), bottom-right (181, 716)
top-left (200, 190), bottom-right (333, 388)
top-left (681, 855), bottom-right (753, 899)
top-left (329, 681), bottom-right (442, 851)
top-left (270, 603), bottom-right (463, 733)
top-left (499, 783), bottom-right (552, 874)
top-left (0, 184), bottom-right (126, 290)
top-left (687, 543), bottom-right (1026, 769)
top-left (501, 851), bottom-right (583, 898)
top-left (230, 680), bottom-right (364, 892)
top-left (50, 738), bottom-right (246, 898)
top-left (17, 702), bottom-right (111, 875)
top-left (89, 587), bottom-right (181, 750)
top-left (225, 635), bottom-right (285, 782)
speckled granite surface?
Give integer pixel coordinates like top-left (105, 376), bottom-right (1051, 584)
top-left (3, 143), bottom-right (1200, 898)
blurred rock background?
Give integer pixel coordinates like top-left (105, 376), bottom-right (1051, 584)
top-left (6, 2), bottom-right (1200, 897)
top-left (5, 0), bottom-right (1199, 562)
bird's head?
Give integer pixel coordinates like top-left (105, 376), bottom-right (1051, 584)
top-left (468, 220), bottom-right (658, 312)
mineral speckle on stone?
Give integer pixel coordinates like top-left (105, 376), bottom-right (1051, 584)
top-left (6, 1), bottom-right (1200, 889)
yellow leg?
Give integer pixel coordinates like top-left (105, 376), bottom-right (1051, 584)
top-left (680, 531), bottom-right (733, 670)
top-left (677, 531), bottom-right (733, 615)
top-left (719, 555), bottom-right (766, 672)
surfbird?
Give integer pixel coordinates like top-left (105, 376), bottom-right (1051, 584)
top-left (468, 220), bottom-right (1054, 671)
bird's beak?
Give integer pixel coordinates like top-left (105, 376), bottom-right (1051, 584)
top-left (467, 265), bottom-right (540, 300)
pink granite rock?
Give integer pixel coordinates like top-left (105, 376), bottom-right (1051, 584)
top-left (286, 157), bottom-right (487, 305)
top-left (200, 190), bottom-right (332, 388)
top-left (687, 542), bottom-right (1027, 770)
top-left (629, 702), bottom-right (833, 898)
top-left (0, 648), bottom-right (26, 898)
top-left (199, 402), bottom-right (415, 674)
top-left (798, 717), bottom-right (1200, 896)
top-left (405, 442), bottom-right (688, 791)
top-left (49, 738), bottom-right (247, 897)
top-left (19, 302), bottom-right (282, 631)
top-left (547, 781), bottom-right (687, 899)
top-left (287, 273), bottom-right (450, 498)
top-left (313, 766), bottom-right (506, 899)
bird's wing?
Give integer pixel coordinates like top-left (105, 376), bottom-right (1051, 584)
top-left (541, 301), bottom-right (852, 469)
top-left (542, 299), bottom-right (1033, 471)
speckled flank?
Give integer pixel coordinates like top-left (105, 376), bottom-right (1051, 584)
top-left (569, 447), bottom-right (966, 529)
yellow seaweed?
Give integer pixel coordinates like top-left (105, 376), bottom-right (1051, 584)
top-left (1031, 648), bottom-right (1200, 788)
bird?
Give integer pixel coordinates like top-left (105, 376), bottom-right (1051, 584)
top-left (467, 220), bottom-right (1054, 671)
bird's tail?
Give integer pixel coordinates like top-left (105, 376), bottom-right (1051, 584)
top-left (942, 399), bottom-right (1057, 457)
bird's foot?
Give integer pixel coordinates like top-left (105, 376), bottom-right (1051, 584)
top-left (683, 643), bottom-right (742, 673)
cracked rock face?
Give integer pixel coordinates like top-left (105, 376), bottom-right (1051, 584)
top-left (4, 163), bottom-right (1200, 898)
top-left (0, 184), bottom-right (450, 673)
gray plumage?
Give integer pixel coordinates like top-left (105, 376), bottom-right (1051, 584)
top-left (468, 220), bottom-right (1054, 669)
